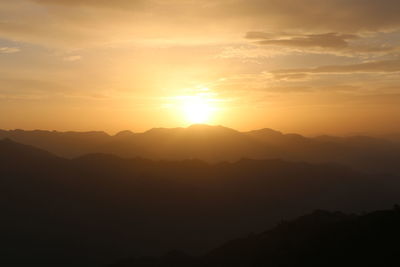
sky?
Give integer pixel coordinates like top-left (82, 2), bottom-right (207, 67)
top-left (1, 0), bottom-right (400, 135)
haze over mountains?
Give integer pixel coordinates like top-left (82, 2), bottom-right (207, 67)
top-left (0, 138), bottom-right (400, 264)
top-left (2, 126), bottom-right (400, 265)
top-left (1, 137), bottom-right (400, 265)
top-left (1, 124), bottom-right (400, 174)
top-left (4, 0), bottom-right (400, 265)
top-left (110, 207), bottom-right (400, 267)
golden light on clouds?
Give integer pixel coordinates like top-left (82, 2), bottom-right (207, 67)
top-left (2, 0), bottom-right (400, 134)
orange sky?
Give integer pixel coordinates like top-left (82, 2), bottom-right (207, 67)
top-left (1, 0), bottom-right (400, 135)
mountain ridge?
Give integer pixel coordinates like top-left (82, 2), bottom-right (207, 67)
top-left (1, 125), bottom-right (400, 174)
top-left (1, 139), bottom-right (400, 264)
top-left (110, 206), bottom-right (400, 267)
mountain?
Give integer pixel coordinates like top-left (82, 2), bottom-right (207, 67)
top-left (1, 125), bottom-right (400, 174)
top-left (380, 133), bottom-right (400, 143)
top-left (1, 140), bottom-right (400, 265)
top-left (0, 129), bottom-right (110, 157)
top-left (111, 206), bottom-right (400, 267)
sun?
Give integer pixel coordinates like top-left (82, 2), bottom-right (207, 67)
top-left (181, 95), bottom-right (214, 124)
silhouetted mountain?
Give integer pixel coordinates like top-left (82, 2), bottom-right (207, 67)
top-left (0, 129), bottom-right (110, 158)
top-left (0, 137), bottom-right (57, 162)
top-left (114, 130), bottom-right (135, 139)
top-left (1, 125), bottom-right (400, 174)
top-left (245, 128), bottom-right (308, 146)
top-left (1, 140), bottom-right (400, 265)
top-left (380, 133), bottom-right (400, 143)
top-left (110, 206), bottom-right (400, 267)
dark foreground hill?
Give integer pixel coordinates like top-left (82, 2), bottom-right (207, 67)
top-left (1, 139), bottom-right (400, 265)
top-left (110, 206), bottom-right (400, 267)
top-left (1, 125), bottom-right (400, 174)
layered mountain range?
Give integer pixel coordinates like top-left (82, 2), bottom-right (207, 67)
top-left (110, 207), bottom-right (400, 267)
top-left (1, 138), bottom-right (400, 265)
top-left (1, 124), bottom-right (400, 174)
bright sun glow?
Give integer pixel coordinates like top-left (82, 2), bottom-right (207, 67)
top-left (181, 94), bottom-right (215, 124)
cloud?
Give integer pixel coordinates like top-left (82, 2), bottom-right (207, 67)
top-left (31, 0), bottom-right (400, 33)
top-left (271, 59), bottom-right (400, 77)
top-left (63, 55), bottom-right (81, 61)
top-left (271, 73), bottom-right (310, 81)
top-left (245, 31), bottom-right (399, 56)
top-left (262, 86), bottom-right (313, 93)
top-left (0, 47), bottom-right (20, 54)
top-left (0, 0), bottom-right (398, 48)
top-left (0, 77), bottom-right (65, 93)
top-left (33, 0), bottom-right (147, 8)
top-left (247, 32), bottom-right (357, 49)
top-left (230, 0), bottom-right (400, 33)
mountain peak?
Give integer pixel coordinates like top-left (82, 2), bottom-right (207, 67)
top-left (114, 130), bottom-right (135, 138)
top-left (186, 124), bottom-right (238, 133)
top-left (246, 128), bottom-right (283, 136)
top-left (0, 138), bottom-right (58, 162)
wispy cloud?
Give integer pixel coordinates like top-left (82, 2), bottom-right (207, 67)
top-left (271, 59), bottom-right (400, 78)
top-left (0, 0), bottom-right (398, 48)
top-left (0, 47), bottom-right (20, 54)
top-left (245, 32), bottom-right (399, 56)
top-left (63, 55), bottom-right (81, 61)
top-left (247, 32), bottom-right (357, 49)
